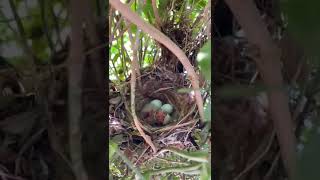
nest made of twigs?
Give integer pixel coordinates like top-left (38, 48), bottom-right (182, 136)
top-left (108, 65), bottom-right (200, 166)
top-left (133, 66), bottom-right (196, 127)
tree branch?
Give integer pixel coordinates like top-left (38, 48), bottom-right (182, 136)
top-left (151, 0), bottom-right (161, 28)
top-left (68, 0), bottom-right (88, 179)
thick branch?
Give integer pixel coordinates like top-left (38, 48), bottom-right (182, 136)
top-left (224, 0), bottom-right (296, 179)
top-left (68, 0), bottom-right (88, 180)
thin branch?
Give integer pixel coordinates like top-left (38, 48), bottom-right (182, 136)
top-left (111, 55), bottom-right (121, 80)
top-left (39, 0), bottom-right (55, 54)
top-left (115, 149), bottom-right (145, 179)
top-left (151, 0), bottom-right (161, 28)
top-left (128, 19), bottom-right (157, 153)
top-left (141, 36), bottom-right (150, 67)
top-left (120, 35), bottom-right (129, 77)
top-left (127, 23), bottom-right (142, 84)
top-left (233, 130), bottom-right (276, 180)
top-left (49, 1), bottom-right (64, 48)
top-left (109, 0), bottom-right (135, 44)
top-left (8, 0), bottom-right (37, 72)
top-left (129, 55), bottom-right (158, 152)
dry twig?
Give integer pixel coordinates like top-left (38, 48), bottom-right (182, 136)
top-left (128, 18), bottom-right (157, 153)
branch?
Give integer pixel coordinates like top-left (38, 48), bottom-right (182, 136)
top-left (151, 0), bottom-right (161, 28)
top-left (224, 0), bottom-right (297, 179)
top-left (109, 0), bottom-right (205, 122)
top-left (8, 0), bottom-right (37, 75)
top-left (127, 23), bottom-right (142, 84)
top-left (68, 0), bottom-right (88, 179)
top-left (39, 0), bottom-right (55, 54)
top-left (129, 24), bottom-right (157, 153)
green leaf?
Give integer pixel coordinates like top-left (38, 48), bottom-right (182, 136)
top-left (282, 0), bottom-right (320, 55)
top-left (109, 139), bottom-right (118, 160)
top-left (216, 84), bottom-right (267, 98)
top-left (200, 163), bottom-right (211, 180)
top-left (197, 40), bottom-right (211, 81)
top-left (297, 124), bottom-right (320, 180)
top-left (158, 0), bottom-right (170, 19)
top-left (130, 24), bottom-right (137, 35)
top-left (204, 102), bottom-right (211, 122)
top-left (177, 88), bottom-right (193, 93)
top-left (142, 0), bottom-right (155, 24)
top-left (165, 147), bottom-right (209, 163)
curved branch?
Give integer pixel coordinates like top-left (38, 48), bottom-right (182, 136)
top-left (109, 0), bottom-right (205, 122)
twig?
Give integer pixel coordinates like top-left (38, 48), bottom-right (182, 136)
top-left (128, 18), bottom-right (157, 153)
top-left (142, 163), bottom-right (202, 176)
top-left (263, 152), bottom-right (280, 180)
top-left (233, 130), bottom-right (276, 180)
top-left (39, 0), bottom-right (55, 54)
top-left (109, 0), bottom-right (205, 123)
top-left (134, 146), bottom-right (150, 166)
top-left (152, 121), bottom-right (195, 133)
top-left (127, 22), bottom-right (142, 84)
top-left (151, 0), bottom-right (161, 28)
top-left (0, 169), bottom-right (25, 180)
top-left (154, 157), bottom-right (190, 166)
top-left (15, 128), bottom-right (46, 175)
top-left (115, 149), bottom-right (145, 179)
top-left (151, 87), bottom-right (174, 95)
top-left (8, 0), bottom-right (38, 89)
top-left (155, 147), bottom-right (208, 163)
top-left (234, 94), bottom-right (307, 179)
top-left (109, 0), bottom-right (135, 44)
top-left (162, 105), bottom-right (197, 137)
top-left (119, 35), bottom-right (129, 78)
top-left (49, 1), bottom-right (64, 48)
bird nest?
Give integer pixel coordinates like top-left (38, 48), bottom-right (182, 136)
top-left (109, 64), bottom-right (201, 166)
top-left (135, 67), bottom-right (195, 125)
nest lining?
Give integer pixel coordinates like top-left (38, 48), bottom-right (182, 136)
top-left (131, 66), bottom-right (197, 128)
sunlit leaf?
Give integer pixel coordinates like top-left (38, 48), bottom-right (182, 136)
top-left (142, 0), bottom-right (155, 24)
top-left (109, 139), bottom-right (118, 160)
top-left (200, 163), bottom-right (211, 180)
top-left (204, 102), bottom-right (211, 122)
top-left (197, 40), bottom-right (211, 81)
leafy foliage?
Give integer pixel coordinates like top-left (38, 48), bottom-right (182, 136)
top-left (281, 1), bottom-right (320, 179)
top-left (197, 40), bottom-right (211, 81)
